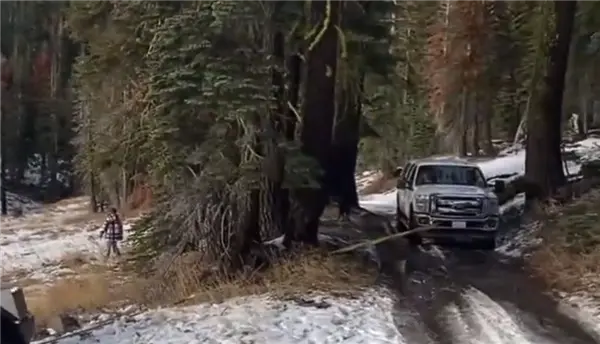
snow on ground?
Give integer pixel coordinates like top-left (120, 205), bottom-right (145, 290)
top-left (359, 189), bottom-right (397, 215)
top-left (495, 219), bottom-right (540, 258)
top-left (0, 197), bottom-right (132, 282)
top-left (357, 170), bottom-right (382, 193)
top-left (560, 295), bottom-right (600, 342)
top-left (5, 138), bottom-right (600, 344)
top-left (3, 191), bottom-right (43, 214)
top-left (46, 292), bottom-right (402, 344)
top-left (443, 287), bottom-right (549, 344)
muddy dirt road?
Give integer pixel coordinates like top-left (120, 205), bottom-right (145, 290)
top-left (320, 204), bottom-right (598, 343)
top-left (390, 246), bottom-right (597, 344)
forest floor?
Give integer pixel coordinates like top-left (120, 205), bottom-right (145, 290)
top-left (529, 188), bottom-right (600, 315)
top-left (1, 137), bottom-right (600, 343)
top-left (1, 192), bottom-right (385, 342)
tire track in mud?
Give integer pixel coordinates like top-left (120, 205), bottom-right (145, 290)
top-left (319, 209), bottom-right (597, 344)
top-left (390, 247), bottom-right (598, 344)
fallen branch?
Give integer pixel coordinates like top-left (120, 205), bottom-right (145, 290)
top-left (331, 226), bottom-right (433, 254)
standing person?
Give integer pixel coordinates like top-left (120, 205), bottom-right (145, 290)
top-left (99, 207), bottom-right (123, 259)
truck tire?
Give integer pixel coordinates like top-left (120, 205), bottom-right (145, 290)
top-left (406, 209), bottom-right (422, 246)
top-left (395, 205), bottom-right (405, 232)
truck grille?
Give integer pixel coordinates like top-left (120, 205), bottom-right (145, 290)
top-left (434, 196), bottom-right (482, 218)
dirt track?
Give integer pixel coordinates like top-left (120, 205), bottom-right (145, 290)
top-left (320, 208), bottom-right (598, 344)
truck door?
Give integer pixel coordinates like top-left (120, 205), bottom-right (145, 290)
top-left (397, 163), bottom-right (414, 217)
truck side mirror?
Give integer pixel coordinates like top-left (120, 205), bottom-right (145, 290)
top-left (493, 180), bottom-right (506, 194)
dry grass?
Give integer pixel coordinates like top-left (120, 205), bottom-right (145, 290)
top-left (25, 249), bottom-right (377, 331)
top-left (24, 252), bottom-right (120, 328)
top-left (138, 250), bottom-right (377, 306)
top-left (27, 273), bottom-right (117, 328)
top-left (530, 189), bottom-right (600, 294)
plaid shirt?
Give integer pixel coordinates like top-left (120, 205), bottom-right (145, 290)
top-left (101, 213), bottom-right (123, 241)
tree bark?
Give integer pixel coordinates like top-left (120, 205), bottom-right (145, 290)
top-left (296, 0), bottom-right (340, 245)
top-left (331, 71), bottom-right (363, 216)
top-left (281, 48), bottom-right (302, 248)
top-left (236, 189), bottom-right (261, 269)
top-left (459, 89), bottom-right (468, 156)
top-left (1, 109), bottom-right (7, 215)
top-left (48, 13), bottom-right (64, 200)
top-left (525, 1), bottom-right (576, 199)
top-left (470, 92), bottom-right (480, 156)
top-left (261, 24), bottom-right (286, 241)
top-left (480, 91), bottom-right (495, 155)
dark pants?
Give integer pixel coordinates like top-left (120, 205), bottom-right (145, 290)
top-left (105, 240), bottom-right (121, 258)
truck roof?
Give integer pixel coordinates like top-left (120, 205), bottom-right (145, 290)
top-left (409, 155), bottom-right (478, 167)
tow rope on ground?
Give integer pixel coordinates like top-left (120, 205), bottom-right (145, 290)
top-left (332, 226), bottom-right (434, 254)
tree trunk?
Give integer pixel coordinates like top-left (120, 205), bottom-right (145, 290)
top-left (480, 91), bottom-right (495, 155)
top-left (459, 89), bottom-right (468, 156)
top-left (471, 93), bottom-right (480, 156)
top-left (332, 70), bottom-right (363, 216)
top-left (295, 0), bottom-right (340, 245)
top-left (1, 109), bottom-right (7, 215)
top-left (260, 24), bottom-right (287, 241)
top-left (235, 189), bottom-right (261, 269)
top-left (89, 171), bottom-right (98, 212)
top-left (281, 49), bottom-right (302, 248)
top-left (48, 13), bottom-right (64, 200)
top-left (525, 1), bottom-right (576, 199)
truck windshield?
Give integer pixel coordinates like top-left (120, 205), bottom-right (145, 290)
top-left (415, 165), bottom-right (486, 187)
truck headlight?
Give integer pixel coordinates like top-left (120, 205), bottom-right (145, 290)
top-left (485, 198), bottom-right (499, 214)
top-left (414, 194), bottom-right (430, 213)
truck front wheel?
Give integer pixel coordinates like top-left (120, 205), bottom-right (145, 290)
top-left (406, 209), bottom-right (422, 246)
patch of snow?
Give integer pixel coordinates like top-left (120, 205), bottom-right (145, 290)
top-left (1, 192), bottom-right (42, 215)
top-left (51, 292), bottom-right (403, 344)
top-left (1, 230), bottom-right (103, 279)
top-left (357, 170), bottom-right (382, 192)
top-left (359, 190), bottom-right (397, 215)
top-left (264, 235), bottom-right (287, 250)
top-left (1, 197), bottom-right (133, 281)
top-left (559, 295), bottom-right (600, 342)
top-left (567, 138), bottom-right (600, 152)
top-left (478, 150), bottom-right (526, 181)
top-left (444, 288), bottom-right (549, 344)
top-left (499, 193), bottom-right (526, 215)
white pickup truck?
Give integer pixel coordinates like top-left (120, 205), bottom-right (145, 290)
top-left (395, 157), bottom-right (505, 249)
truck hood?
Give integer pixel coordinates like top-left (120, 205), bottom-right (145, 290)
top-left (414, 185), bottom-right (496, 198)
